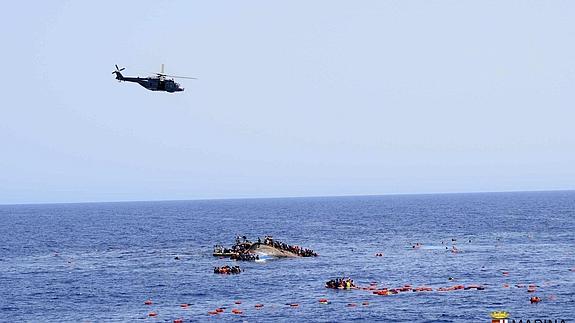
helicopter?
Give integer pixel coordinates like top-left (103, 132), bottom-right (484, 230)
top-left (112, 64), bottom-right (196, 93)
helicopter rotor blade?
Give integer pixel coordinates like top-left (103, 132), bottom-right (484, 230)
top-left (164, 74), bottom-right (197, 79)
top-left (151, 68), bottom-right (196, 79)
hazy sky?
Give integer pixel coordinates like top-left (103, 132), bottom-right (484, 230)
top-left (1, 1), bottom-right (573, 204)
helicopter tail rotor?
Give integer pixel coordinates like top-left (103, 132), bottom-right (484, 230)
top-left (112, 64), bottom-right (125, 80)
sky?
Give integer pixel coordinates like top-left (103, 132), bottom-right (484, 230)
top-left (0, 1), bottom-right (574, 204)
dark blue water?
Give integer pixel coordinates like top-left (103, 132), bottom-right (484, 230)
top-left (1, 191), bottom-right (574, 322)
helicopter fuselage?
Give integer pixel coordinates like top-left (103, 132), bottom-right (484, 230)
top-left (118, 76), bottom-right (184, 92)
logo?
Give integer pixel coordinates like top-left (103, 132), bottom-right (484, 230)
top-left (490, 310), bottom-right (567, 323)
top-left (491, 311), bottom-right (509, 323)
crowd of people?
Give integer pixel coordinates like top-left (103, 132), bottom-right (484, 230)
top-left (214, 236), bottom-right (260, 261)
top-left (213, 237), bottom-right (253, 255)
top-left (213, 245), bottom-right (234, 255)
top-left (213, 265), bottom-right (242, 274)
top-left (230, 253), bottom-right (260, 261)
top-left (262, 236), bottom-right (318, 257)
top-left (229, 236), bottom-right (254, 253)
top-left (325, 277), bottom-right (356, 289)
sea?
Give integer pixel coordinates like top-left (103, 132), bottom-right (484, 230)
top-left (0, 191), bottom-right (574, 322)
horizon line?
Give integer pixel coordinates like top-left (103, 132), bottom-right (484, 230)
top-left (1, 188), bottom-right (573, 207)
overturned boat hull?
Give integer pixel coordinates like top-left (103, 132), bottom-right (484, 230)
top-left (246, 243), bottom-right (300, 258)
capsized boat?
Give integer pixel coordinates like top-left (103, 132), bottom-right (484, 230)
top-left (213, 236), bottom-right (318, 259)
